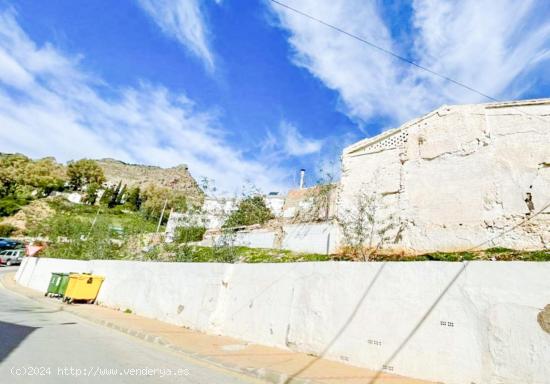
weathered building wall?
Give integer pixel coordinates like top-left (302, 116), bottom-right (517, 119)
top-left (16, 257), bottom-right (550, 384)
top-left (340, 99), bottom-right (550, 252)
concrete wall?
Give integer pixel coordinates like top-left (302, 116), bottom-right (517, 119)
top-left (15, 256), bottom-right (90, 291)
top-left (200, 222), bottom-right (342, 254)
top-left (16, 257), bottom-right (550, 384)
top-left (340, 99), bottom-right (550, 253)
top-left (280, 223), bottom-right (341, 254)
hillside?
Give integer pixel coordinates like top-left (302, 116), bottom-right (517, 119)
top-left (96, 159), bottom-right (203, 199)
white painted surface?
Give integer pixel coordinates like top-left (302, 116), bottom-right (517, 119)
top-left (340, 99), bottom-right (550, 252)
top-left (50, 191), bottom-right (83, 204)
top-left (265, 195), bottom-right (285, 217)
top-left (201, 223), bottom-right (342, 254)
top-left (281, 223), bottom-right (341, 254)
top-left (233, 229), bottom-right (276, 249)
top-left (16, 257), bottom-right (90, 291)
top-left (16, 257), bottom-right (550, 384)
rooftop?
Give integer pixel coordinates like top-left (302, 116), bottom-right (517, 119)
top-left (343, 97), bottom-right (550, 156)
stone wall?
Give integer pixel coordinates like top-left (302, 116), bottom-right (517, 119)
top-left (16, 257), bottom-right (550, 384)
top-left (340, 99), bottom-right (550, 253)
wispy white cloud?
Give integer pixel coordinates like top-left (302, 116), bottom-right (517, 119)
top-left (0, 8), bottom-right (287, 195)
top-left (260, 120), bottom-right (323, 160)
top-left (268, 0), bottom-right (550, 125)
top-left (412, 0), bottom-right (550, 100)
top-left (279, 120), bottom-right (323, 156)
top-left (137, 0), bottom-right (216, 70)
top-left (257, 119), bottom-right (351, 188)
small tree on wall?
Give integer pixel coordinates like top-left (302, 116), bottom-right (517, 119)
top-left (337, 190), bottom-right (395, 261)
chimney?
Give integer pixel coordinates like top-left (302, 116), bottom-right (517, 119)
top-left (299, 169), bottom-right (305, 189)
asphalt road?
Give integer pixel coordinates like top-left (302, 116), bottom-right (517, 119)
top-left (0, 267), bottom-right (262, 384)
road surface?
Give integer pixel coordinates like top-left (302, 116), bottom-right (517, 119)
top-left (0, 267), bottom-right (262, 384)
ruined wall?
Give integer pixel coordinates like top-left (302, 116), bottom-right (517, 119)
top-left (340, 99), bottom-right (550, 253)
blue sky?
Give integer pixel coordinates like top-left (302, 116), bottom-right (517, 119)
top-left (0, 0), bottom-right (548, 195)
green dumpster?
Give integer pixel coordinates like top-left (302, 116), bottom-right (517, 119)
top-left (45, 273), bottom-right (63, 297)
top-left (57, 273), bottom-right (72, 297)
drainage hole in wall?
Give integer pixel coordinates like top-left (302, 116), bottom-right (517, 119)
top-left (441, 320), bottom-right (455, 327)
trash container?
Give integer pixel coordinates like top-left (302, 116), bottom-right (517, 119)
top-left (55, 273), bottom-right (72, 297)
top-left (63, 274), bottom-right (104, 304)
top-left (45, 273), bottom-right (63, 297)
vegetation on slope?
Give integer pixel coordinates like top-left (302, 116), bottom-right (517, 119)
top-left (1, 153), bottom-right (547, 263)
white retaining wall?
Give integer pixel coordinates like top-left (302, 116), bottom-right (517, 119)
top-left (281, 223), bottom-right (341, 254)
top-left (15, 257), bottom-right (550, 384)
top-left (15, 256), bottom-right (90, 291)
top-left (202, 223), bottom-right (342, 254)
top-left (234, 229), bottom-right (276, 249)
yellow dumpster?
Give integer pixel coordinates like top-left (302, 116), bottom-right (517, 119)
top-left (63, 274), bottom-right (104, 304)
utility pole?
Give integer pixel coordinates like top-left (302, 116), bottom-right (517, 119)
top-left (156, 198), bottom-right (168, 234)
top-left (85, 207), bottom-right (101, 240)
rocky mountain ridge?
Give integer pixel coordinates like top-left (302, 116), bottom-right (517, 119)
top-left (96, 158), bottom-right (202, 198)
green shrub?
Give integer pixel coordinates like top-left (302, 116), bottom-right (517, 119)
top-left (421, 252), bottom-right (476, 261)
top-left (175, 226), bottom-right (206, 243)
top-left (485, 247), bottom-right (514, 254)
top-left (525, 250), bottom-right (550, 261)
top-left (0, 223), bottom-right (17, 237)
top-left (173, 243), bottom-right (195, 262)
top-left (0, 196), bottom-right (31, 217)
top-left (223, 196), bottom-right (274, 228)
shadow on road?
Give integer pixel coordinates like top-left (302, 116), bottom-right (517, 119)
top-left (0, 320), bottom-right (39, 363)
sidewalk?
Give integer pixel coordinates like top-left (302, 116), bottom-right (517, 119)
top-left (1, 271), bottom-right (434, 384)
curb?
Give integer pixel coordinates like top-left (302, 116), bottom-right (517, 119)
top-left (67, 313), bottom-right (314, 384)
top-left (1, 273), bottom-right (315, 384)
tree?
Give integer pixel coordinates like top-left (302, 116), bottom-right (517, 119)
top-left (82, 183), bottom-right (100, 205)
top-left (0, 154), bottom-right (39, 216)
top-left (23, 157), bottom-right (67, 196)
top-left (0, 196), bottom-right (29, 217)
top-left (223, 195), bottom-right (274, 228)
top-left (99, 185), bottom-right (115, 206)
top-left (0, 153), bottom-right (30, 197)
top-left (67, 159), bottom-right (105, 191)
top-left (108, 181), bottom-right (122, 208)
top-left (140, 185), bottom-right (187, 223)
top-left (337, 190), bottom-right (395, 261)
top-left (125, 186), bottom-right (142, 211)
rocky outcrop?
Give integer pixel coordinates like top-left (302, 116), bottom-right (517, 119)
top-left (96, 159), bottom-right (203, 199)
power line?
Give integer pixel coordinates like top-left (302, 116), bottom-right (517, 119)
top-left (270, 0), bottom-right (550, 251)
top-left (269, 0), bottom-right (550, 123)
